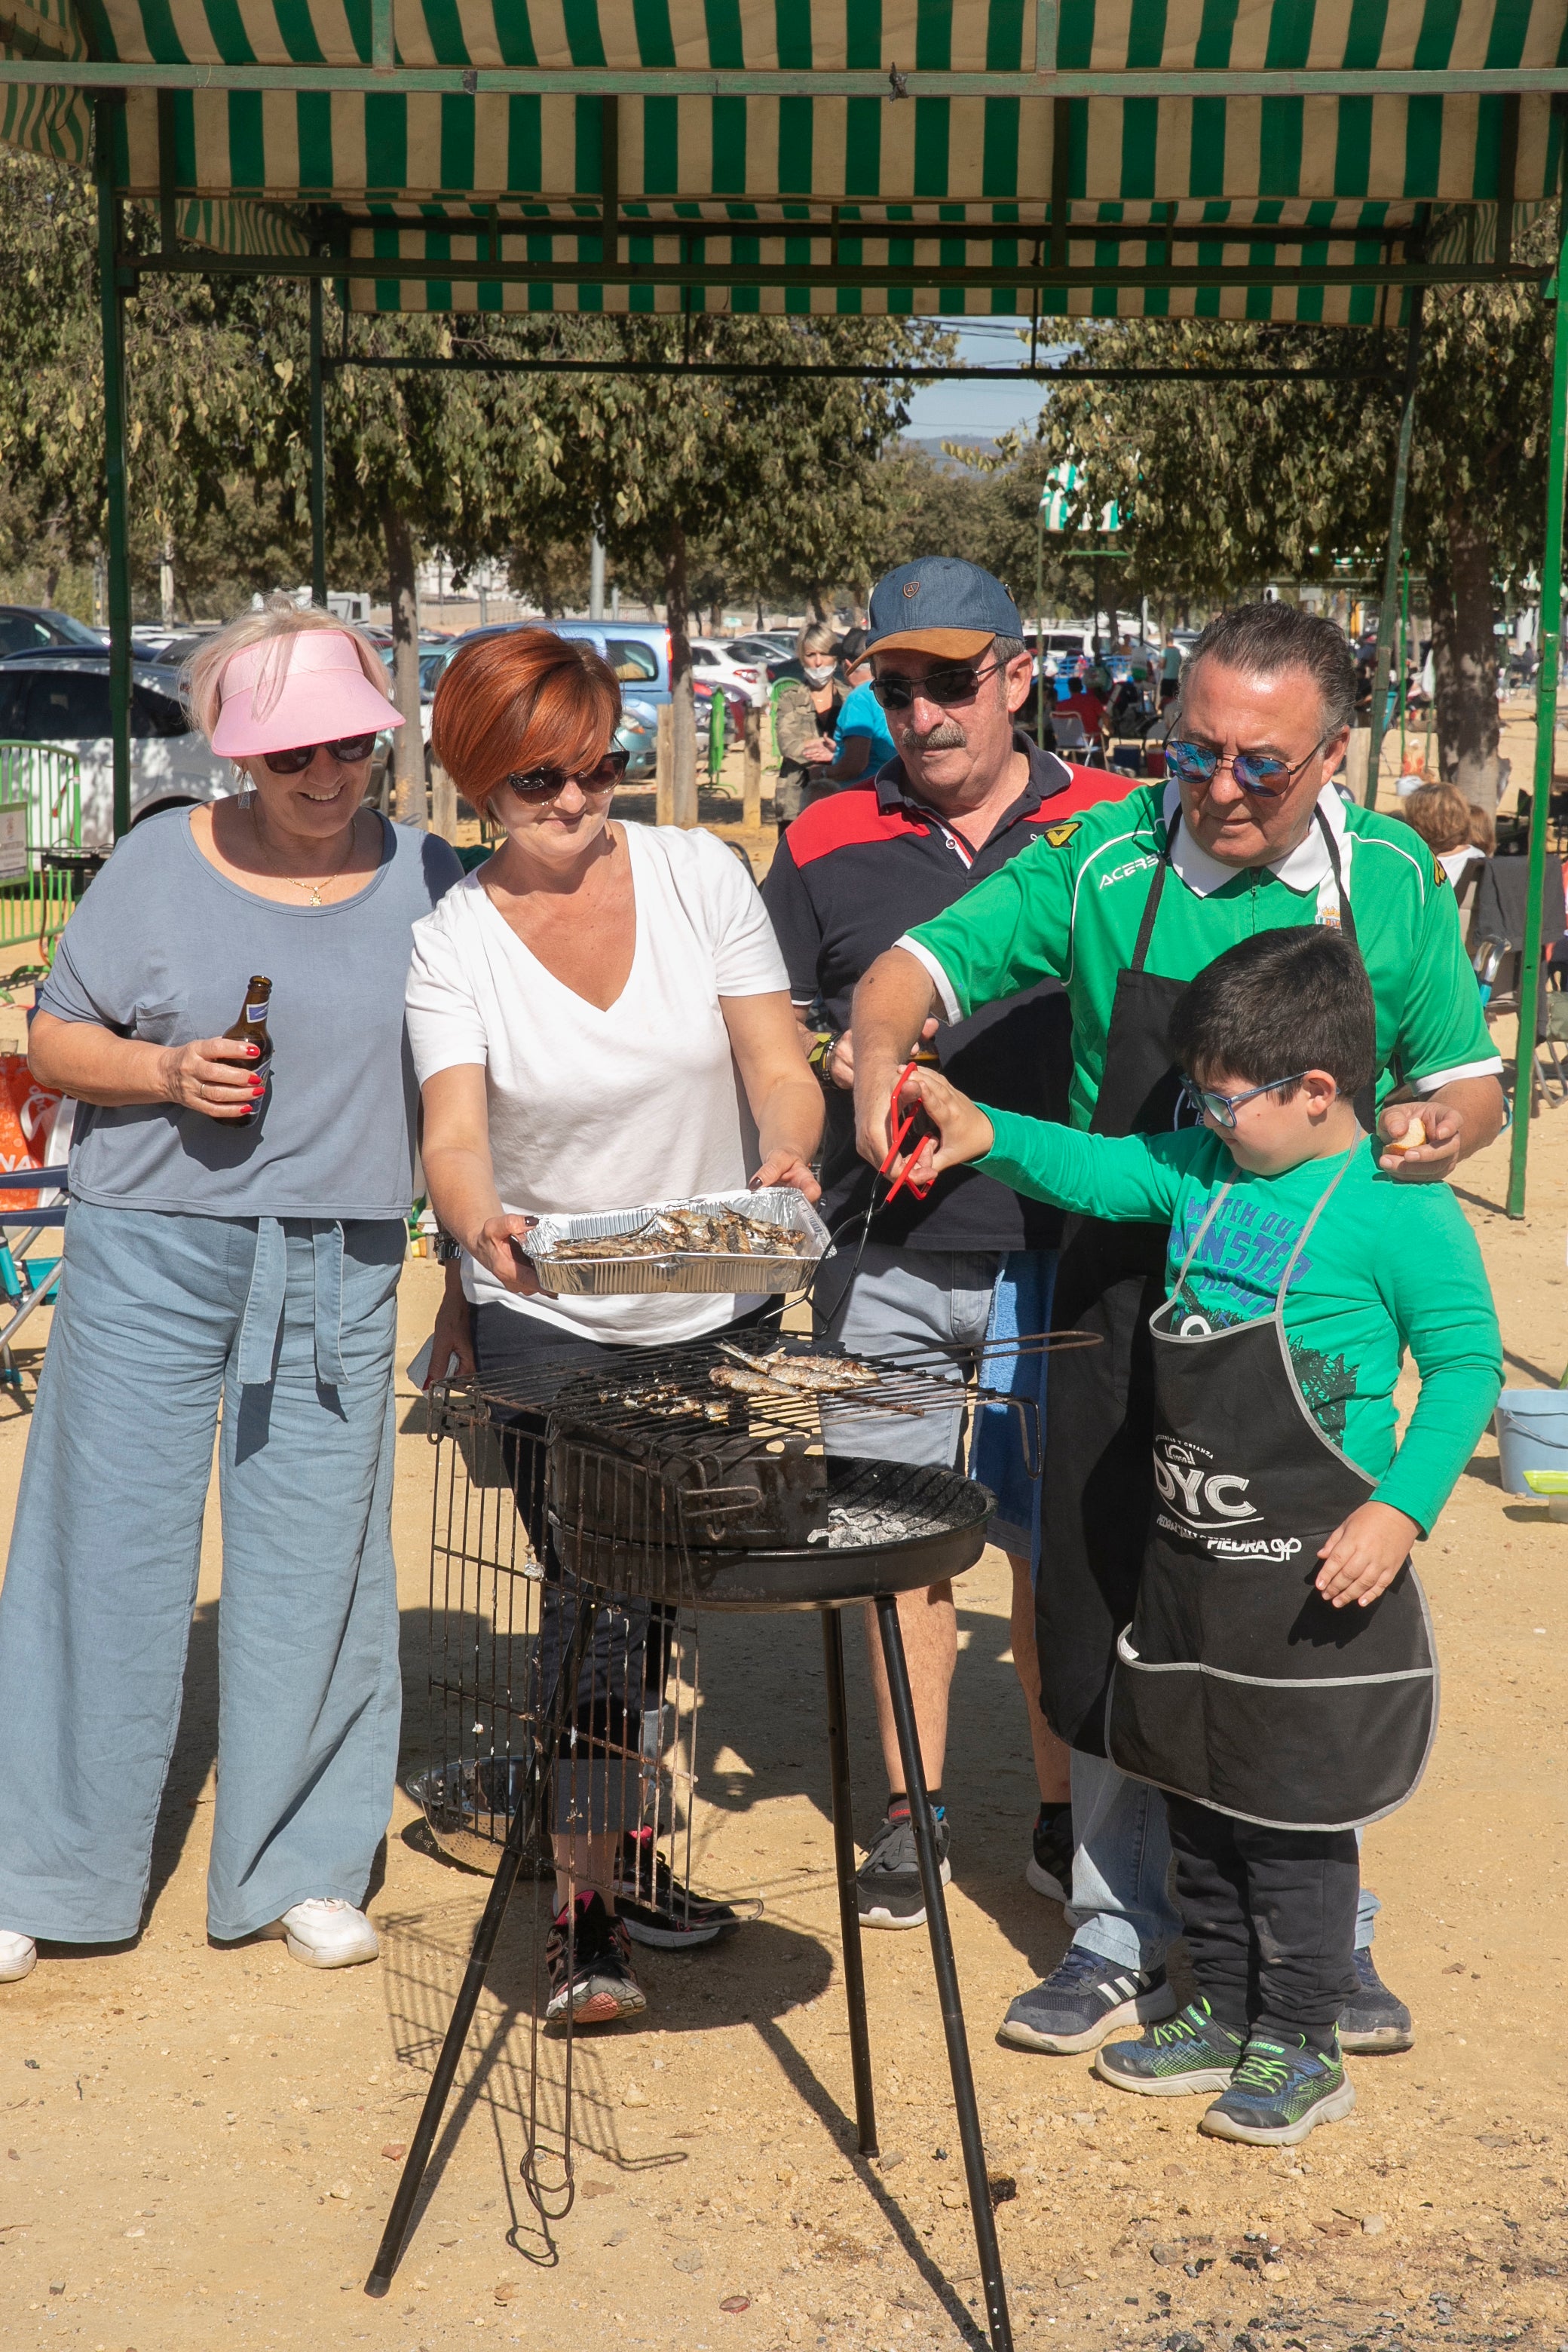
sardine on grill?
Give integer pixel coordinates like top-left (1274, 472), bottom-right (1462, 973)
top-left (709, 1365), bottom-right (798, 1401)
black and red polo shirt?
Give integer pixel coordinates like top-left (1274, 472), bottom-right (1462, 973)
top-left (761, 737), bottom-right (1138, 1250)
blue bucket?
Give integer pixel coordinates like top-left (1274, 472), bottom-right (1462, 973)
top-left (1494, 1386), bottom-right (1568, 1495)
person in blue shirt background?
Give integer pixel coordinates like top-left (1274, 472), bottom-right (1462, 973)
top-left (830, 626), bottom-right (899, 782)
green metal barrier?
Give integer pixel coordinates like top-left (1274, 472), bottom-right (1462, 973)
top-left (0, 745), bottom-right (84, 957)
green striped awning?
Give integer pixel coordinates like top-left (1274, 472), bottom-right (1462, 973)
top-left (3, 0), bottom-right (1563, 317)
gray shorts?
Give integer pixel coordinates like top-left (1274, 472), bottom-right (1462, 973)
top-left (811, 1241), bottom-right (1003, 1468)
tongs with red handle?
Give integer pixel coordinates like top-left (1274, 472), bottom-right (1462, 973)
top-left (879, 1060), bottom-right (939, 1202)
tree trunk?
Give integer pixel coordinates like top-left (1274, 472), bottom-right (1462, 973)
top-left (663, 525), bottom-right (699, 828)
top-left (1429, 513), bottom-right (1501, 807)
top-left (806, 585), bottom-right (831, 624)
top-left (381, 503), bottom-right (427, 828)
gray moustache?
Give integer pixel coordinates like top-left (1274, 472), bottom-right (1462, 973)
top-left (903, 723), bottom-right (968, 752)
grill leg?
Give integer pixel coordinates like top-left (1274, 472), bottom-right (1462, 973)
top-left (874, 1593), bottom-right (1012, 2352)
top-left (821, 1608), bottom-right (877, 2158)
top-left (366, 1591), bottom-right (593, 2298)
top-left (365, 1811), bottom-right (531, 2295)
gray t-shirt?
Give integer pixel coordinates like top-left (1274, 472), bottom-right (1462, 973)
top-left (40, 810), bottom-right (463, 1219)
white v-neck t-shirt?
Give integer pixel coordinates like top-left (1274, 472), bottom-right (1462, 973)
top-left (405, 822), bottom-right (790, 1343)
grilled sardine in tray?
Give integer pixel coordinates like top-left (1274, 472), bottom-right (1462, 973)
top-left (521, 1188), bottom-right (831, 1295)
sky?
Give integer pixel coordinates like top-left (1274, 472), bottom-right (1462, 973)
top-left (899, 317), bottom-right (1070, 448)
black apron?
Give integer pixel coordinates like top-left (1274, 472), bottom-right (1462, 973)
top-left (1040, 805), bottom-right (1375, 1750)
top-left (1106, 1156), bottom-right (1438, 1831)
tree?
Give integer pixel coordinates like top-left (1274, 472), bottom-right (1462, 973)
top-left (487, 314), bottom-right (948, 814)
top-left (0, 153), bottom-right (941, 825)
top-left (1010, 232), bottom-right (1558, 801)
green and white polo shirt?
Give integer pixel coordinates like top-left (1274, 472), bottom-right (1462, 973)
top-left (899, 782), bottom-right (1499, 1133)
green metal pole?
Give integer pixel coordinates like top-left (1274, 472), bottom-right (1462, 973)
top-left (309, 277), bottom-right (327, 608)
top-left (94, 95), bottom-right (132, 844)
top-left (1505, 218), bottom-right (1568, 1219)
top-left (1364, 289), bottom-right (1425, 810)
top-left (1398, 555), bottom-right (1410, 770)
top-left (1037, 494), bottom-right (1046, 742)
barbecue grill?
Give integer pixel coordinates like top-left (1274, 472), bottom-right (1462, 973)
top-left (369, 1328), bottom-right (1097, 2351)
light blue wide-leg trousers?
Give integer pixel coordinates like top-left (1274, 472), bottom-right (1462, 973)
top-left (0, 1201), bottom-right (405, 1943)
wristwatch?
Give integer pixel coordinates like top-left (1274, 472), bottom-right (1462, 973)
top-left (434, 1230), bottom-right (463, 1265)
top-left (807, 1029), bottom-right (839, 1077)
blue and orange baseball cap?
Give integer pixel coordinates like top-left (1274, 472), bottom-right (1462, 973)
top-left (865, 557), bottom-right (1024, 662)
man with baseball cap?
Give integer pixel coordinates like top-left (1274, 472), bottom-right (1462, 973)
top-left (761, 557), bottom-right (1138, 1928)
top-left (850, 599), bottom-right (1502, 2060)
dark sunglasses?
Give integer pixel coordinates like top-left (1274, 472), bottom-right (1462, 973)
top-left (1163, 734), bottom-right (1330, 800)
top-left (503, 750), bottom-right (629, 802)
top-left (1179, 1073), bottom-right (1312, 1130)
top-left (871, 659), bottom-right (1002, 712)
top-left (261, 731), bottom-right (381, 775)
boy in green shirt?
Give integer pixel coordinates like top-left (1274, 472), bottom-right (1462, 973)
top-left (893, 927), bottom-right (1501, 2145)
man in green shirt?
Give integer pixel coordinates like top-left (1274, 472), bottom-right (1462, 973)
top-left (850, 602), bottom-right (1503, 2059)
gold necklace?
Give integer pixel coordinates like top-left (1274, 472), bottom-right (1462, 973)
top-left (249, 795), bottom-right (357, 905)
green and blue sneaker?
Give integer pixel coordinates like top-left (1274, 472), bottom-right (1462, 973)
top-left (1199, 2030), bottom-right (1355, 2145)
top-left (1095, 1999), bottom-right (1246, 2096)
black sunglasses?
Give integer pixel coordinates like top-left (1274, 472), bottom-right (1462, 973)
top-left (1163, 733), bottom-right (1331, 801)
top-left (503, 749), bottom-right (629, 801)
top-left (261, 731), bottom-right (381, 775)
top-left (871, 659), bottom-right (1003, 712)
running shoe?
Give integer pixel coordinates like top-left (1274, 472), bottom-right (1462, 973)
top-left (1199, 2032), bottom-right (1355, 2145)
top-left (262, 1898), bottom-right (379, 1970)
top-left (1025, 1800), bottom-right (1074, 1904)
top-left (544, 1892), bottom-right (647, 2027)
top-left (998, 1947), bottom-right (1178, 2054)
top-left (856, 1807), bottom-right (951, 1930)
top-left (1338, 1947), bottom-right (1414, 2053)
top-left (0, 1930), bottom-right (36, 1983)
top-left (614, 1829), bottom-right (750, 1949)
top-left (1095, 1998), bottom-right (1246, 2096)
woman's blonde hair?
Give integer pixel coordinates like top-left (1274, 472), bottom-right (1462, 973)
top-left (1400, 781), bottom-right (1472, 857)
top-left (183, 596), bottom-right (391, 748)
top-left (795, 621), bottom-right (839, 665)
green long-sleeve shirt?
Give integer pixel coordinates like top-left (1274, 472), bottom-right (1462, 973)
top-left (979, 1114), bottom-right (1502, 1535)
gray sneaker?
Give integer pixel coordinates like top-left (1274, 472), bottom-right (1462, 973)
top-left (999, 1947), bottom-right (1177, 2055)
top-left (856, 1808), bottom-right (951, 1930)
top-left (1338, 1947), bottom-right (1414, 2053)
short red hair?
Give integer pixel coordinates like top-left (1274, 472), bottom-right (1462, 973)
top-left (431, 629), bottom-right (621, 816)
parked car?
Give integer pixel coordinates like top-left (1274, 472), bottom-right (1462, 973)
top-left (0, 653), bottom-right (232, 847)
top-left (449, 620), bottom-right (672, 700)
top-left (724, 633), bottom-right (797, 666)
top-left (0, 606), bottom-right (106, 660)
top-left (690, 638), bottom-right (767, 706)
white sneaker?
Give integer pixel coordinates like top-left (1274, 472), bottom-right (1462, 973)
top-left (264, 1899), bottom-right (379, 1970)
top-left (0, 1930), bottom-right (37, 1982)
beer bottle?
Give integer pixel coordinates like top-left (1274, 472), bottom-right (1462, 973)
top-left (224, 975), bottom-right (272, 1123)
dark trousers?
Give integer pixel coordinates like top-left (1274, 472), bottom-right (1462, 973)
top-left (1165, 1794), bottom-right (1360, 2050)
top-left (472, 1300), bottom-right (780, 1833)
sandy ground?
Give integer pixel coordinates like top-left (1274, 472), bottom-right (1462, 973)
top-left (2, 807), bottom-right (1568, 2352)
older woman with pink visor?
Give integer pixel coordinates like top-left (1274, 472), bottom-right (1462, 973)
top-left (0, 599), bottom-right (461, 1988)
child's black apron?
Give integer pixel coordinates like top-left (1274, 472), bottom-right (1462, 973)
top-left (1040, 805), bottom-right (1378, 1752)
top-left (1106, 1153), bottom-right (1439, 1833)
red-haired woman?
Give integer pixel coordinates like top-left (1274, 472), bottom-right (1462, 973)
top-left (406, 629), bottom-right (822, 2029)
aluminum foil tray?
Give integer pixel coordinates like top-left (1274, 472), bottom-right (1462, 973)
top-left (522, 1188), bottom-right (831, 1296)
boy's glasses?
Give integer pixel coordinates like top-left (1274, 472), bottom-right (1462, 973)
top-left (1180, 1073), bottom-right (1311, 1130)
top-left (1163, 734), bottom-right (1330, 800)
top-left (262, 731), bottom-right (380, 773)
top-left (871, 660), bottom-right (1001, 712)
top-left (503, 750), bottom-right (629, 801)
